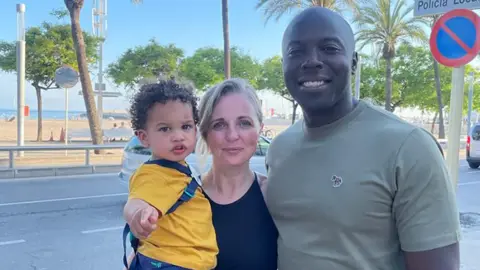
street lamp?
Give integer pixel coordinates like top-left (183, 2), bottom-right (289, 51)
top-left (16, 3), bottom-right (26, 157)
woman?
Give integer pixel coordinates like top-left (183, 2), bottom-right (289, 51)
top-left (124, 78), bottom-right (278, 269)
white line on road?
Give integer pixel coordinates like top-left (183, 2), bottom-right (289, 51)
top-left (0, 193), bottom-right (128, 207)
top-left (467, 171), bottom-right (480, 174)
top-left (0, 239), bottom-right (26, 246)
top-left (458, 181), bottom-right (480, 186)
top-left (0, 173), bottom-right (118, 183)
top-left (81, 226), bottom-right (124, 234)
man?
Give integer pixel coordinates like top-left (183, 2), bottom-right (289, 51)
top-left (265, 7), bottom-right (461, 270)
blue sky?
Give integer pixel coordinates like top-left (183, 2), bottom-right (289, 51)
top-left (0, 0), bottom-right (295, 111)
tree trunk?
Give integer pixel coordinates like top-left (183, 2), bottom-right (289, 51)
top-left (384, 57), bottom-right (393, 112)
top-left (291, 101), bottom-right (298, 125)
top-left (65, 0), bottom-right (103, 153)
top-left (433, 59), bottom-right (445, 139)
top-left (222, 0), bottom-right (231, 79)
top-left (35, 86), bottom-right (43, 142)
top-left (431, 111), bottom-right (438, 134)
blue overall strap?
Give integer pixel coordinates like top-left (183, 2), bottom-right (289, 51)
top-left (145, 159), bottom-right (193, 177)
top-left (123, 223), bottom-right (139, 268)
top-left (145, 159), bottom-right (200, 214)
top-left (167, 178), bottom-right (199, 214)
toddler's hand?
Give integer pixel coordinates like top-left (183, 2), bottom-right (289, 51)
top-left (130, 204), bottom-right (159, 239)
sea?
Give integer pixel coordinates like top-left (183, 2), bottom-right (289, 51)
top-left (0, 108), bottom-right (86, 120)
top-left (0, 108), bottom-right (130, 120)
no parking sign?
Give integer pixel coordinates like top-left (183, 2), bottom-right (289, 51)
top-left (430, 9), bottom-right (480, 67)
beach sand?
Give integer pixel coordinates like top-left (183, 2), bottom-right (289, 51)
top-left (0, 119), bottom-right (290, 143)
top-left (0, 119), bottom-right (130, 143)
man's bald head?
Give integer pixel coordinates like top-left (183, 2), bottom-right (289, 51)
top-left (280, 6), bottom-right (357, 115)
top-left (282, 7), bottom-right (355, 55)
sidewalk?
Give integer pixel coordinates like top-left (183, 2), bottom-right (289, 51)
top-left (461, 228), bottom-right (480, 270)
top-left (460, 212), bottom-right (480, 270)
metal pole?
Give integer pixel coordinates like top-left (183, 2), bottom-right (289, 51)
top-left (446, 66), bottom-right (465, 190)
top-left (467, 72), bottom-right (474, 135)
top-left (94, 0), bottom-right (106, 129)
top-left (65, 88), bottom-right (69, 156)
top-left (16, 4), bottom-right (26, 157)
top-left (354, 55), bottom-right (361, 100)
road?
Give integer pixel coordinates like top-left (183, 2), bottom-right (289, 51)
top-left (0, 162), bottom-right (479, 270)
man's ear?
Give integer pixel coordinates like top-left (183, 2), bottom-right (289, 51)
top-left (351, 51), bottom-right (358, 76)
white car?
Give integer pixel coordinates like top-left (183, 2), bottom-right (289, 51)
top-left (119, 136), bottom-right (271, 187)
top-left (467, 124), bottom-right (480, 169)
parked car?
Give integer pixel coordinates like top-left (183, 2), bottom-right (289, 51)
top-left (119, 135), bottom-right (271, 187)
top-left (467, 124), bottom-right (480, 169)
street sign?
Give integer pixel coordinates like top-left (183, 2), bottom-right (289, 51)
top-left (54, 66), bottom-right (79, 89)
top-left (414, 0), bottom-right (480, 17)
top-left (430, 9), bottom-right (480, 67)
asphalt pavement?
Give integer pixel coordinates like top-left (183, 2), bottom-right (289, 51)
top-left (0, 161), bottom-right (479, 270)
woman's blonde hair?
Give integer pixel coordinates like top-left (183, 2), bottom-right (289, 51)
top-left (195, 78), bottom-right (263, 174)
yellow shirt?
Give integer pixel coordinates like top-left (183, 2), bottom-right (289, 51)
top-left (128, 161), bottom-right (218, 270)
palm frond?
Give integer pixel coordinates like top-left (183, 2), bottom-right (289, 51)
top-left (354, 0), bottom-right (426, 59)
top-left (256, 0), bottom-right (366, 23)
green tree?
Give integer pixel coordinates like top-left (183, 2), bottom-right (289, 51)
top-left (131, 0), bottom-right (232, 81)
top-left (354, 0), bottom-right (427, 112)
top-left (180, 47), bottom-right (261, 91)
top-left (0, 21), bottom-right (98, 141)
top-left (360, 44), bottom-right (450, 113)
top-left (64, 0), bottom-right (103, 151)
top-left (255, 0), bottom-right (360, 23)
top-left (462, 66), bottom-right (480, 116)
top-left (258, 55), bottom-right (299, 124)
top-left (107, 40), bottom-right (184, 92)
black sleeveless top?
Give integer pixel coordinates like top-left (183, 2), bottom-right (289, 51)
top-left (206, 174), bottom-right (278, 270)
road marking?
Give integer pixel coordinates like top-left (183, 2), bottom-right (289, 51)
top-left (0, 239), bottom-right (26, 246)
top-left (467, 171), bottom-right (480, 174)
top-left (81, 226), bottom-right (124, 234)
top-left (0, 193), bottom-right (128, 207)
top-left (0, 173), bottom-right (118, 183)
top-left (458, 180), bottom-right (480, 186)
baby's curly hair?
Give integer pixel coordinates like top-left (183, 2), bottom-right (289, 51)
top-left (129, 78), bottom-right (199, 131)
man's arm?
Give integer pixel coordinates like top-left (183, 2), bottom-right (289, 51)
top-left (404, 243), bottom-right (459, 270)
top-left (393, 128), bottom-right (461, 270)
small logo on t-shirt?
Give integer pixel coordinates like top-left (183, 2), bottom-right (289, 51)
top-left (331, 175), bottom-right (343, 188)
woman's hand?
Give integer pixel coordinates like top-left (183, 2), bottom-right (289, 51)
top-left (124, 199), bottom-right (159, 239)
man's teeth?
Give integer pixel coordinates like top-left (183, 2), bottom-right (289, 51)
top-left (303, 81), bottom-right (326, 87)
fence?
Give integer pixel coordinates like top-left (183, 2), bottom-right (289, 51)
top-left (0, 144), bottom-right (125, 179)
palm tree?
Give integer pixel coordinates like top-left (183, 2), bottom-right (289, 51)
top-left (255, 0), bottom-right (360, 23)
top-left (64, 0), bottom-right (103, 151)
top-left (222, 0), bottom-right (231, 79)
top-left (354, 0), bottom-right (427, 111)
top-left (430, 15), bottom-right (445, 139)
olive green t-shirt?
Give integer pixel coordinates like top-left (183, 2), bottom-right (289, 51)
top-left (265, 100), bottom-right (461, 270)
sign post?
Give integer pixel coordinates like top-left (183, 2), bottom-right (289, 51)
top-left (429, 9), bottom-right (480, 189)
top-left (55, 66), bottom-right (79, 156)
